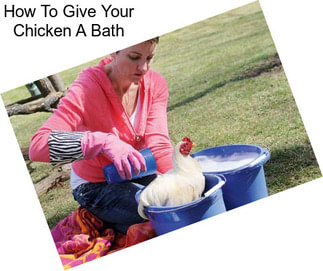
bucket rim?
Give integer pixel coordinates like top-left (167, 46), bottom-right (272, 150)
top-left (191, 144), bottom-right (270, 175)
top-left (136, 174), bottom-right (225, 214)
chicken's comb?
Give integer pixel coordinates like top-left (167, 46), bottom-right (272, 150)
top-left (180, 137), bottom-right (193, 155)
top-left (182, 137), bottom-right (192, 143)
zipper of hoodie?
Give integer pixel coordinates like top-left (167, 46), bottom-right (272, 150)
top-left (122, 86), bottom-right (142, 144)
top-left (101, 65), bottom-right (143, 143)
top-left (123, 111), bottom-right (141, 143)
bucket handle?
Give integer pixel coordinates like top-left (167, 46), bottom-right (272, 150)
top-left (204, 174), bottom-right (226, 197)
top-left (246, 149), bottom-right (270, 169)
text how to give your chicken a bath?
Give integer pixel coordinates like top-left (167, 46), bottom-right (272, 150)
top-left (3, 4), bottom-right (135, 37)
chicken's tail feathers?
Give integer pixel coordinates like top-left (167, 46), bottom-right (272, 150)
top-left (137, 200), bottom-right (149, 220)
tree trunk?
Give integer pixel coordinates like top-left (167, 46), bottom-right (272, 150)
top-left (34, 164), bottom-right (71, 196)
top-left (48, 74), bottom-right (66, 93)
top-left (34, 77), bottom-right (56, 96)
top-left (5, 74), bottom-right (67, 117)
top-left (6, 94), bottom-right (44, 107)
top-left (6, 90), bottom-right (63, 116)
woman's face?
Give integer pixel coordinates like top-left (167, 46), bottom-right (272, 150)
top-left (111, 41), bottom-right (157, 84)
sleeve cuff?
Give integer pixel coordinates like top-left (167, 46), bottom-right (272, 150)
top-left (48, 130), bottom-right (85, 165)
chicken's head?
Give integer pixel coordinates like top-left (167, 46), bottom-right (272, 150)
top-left (179, 137), bottom-right (193, 156)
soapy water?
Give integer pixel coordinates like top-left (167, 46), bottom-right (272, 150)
top-left (194, 152), bottom-right (259, 172)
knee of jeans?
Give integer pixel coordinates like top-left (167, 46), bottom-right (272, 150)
top-left (73, 189), bottom-right (87, 207)
top-left (73, 184), bottom-right (101, 207)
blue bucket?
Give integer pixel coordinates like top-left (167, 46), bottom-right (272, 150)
top-left (135, 174), bottom-right (226, 235)
top-left (192, 144), bottom-right (270, 210)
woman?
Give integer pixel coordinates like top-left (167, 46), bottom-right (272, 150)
top-left (29, 37), bottom-right (174, 234)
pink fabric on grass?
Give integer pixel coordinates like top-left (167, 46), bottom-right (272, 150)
top-left (52, 207), bottom-right (156, 269)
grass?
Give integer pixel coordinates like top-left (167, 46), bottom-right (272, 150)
top-left (1, 1), bottom-right (321, 229)
top-left (8, 112), bottom-right (53, 183)
top-left (38, 182), bottom-right (79, 229)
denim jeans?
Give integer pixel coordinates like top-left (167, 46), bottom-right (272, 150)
top-left (72, 174), bottom-right (156, 234)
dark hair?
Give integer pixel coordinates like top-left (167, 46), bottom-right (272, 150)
top-left (147, 37), bottom-right (159, 44)
top-left (114, 37), bottom-right (159, 54)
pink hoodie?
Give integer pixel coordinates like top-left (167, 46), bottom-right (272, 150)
top-left (29, 58), bottom-right (174, 182)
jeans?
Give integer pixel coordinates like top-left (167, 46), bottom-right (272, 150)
top-left (72, 174), bottom-right (156, 234)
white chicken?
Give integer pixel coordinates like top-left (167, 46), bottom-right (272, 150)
top-left (137, 137), bottom-right (205, 219)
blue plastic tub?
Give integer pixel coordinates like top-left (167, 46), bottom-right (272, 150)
top-left (192, 144), bottom-right (270, 210)
top-left (135, 174), bottom-right (226, 235)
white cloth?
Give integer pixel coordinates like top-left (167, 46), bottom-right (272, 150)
top-left (129, 90), bottom-right (140, 126)
top-left (70, 168), bottom-right (89, 190)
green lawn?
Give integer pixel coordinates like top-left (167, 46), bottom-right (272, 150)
top-left (1, 1), bottom-right (321, 229)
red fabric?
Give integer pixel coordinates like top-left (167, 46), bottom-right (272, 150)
top-left (51, 207), bottom-right (156, 269)
top-left (29, 57), bottom-right (173, 182)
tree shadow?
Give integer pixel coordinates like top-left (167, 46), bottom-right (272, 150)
top-left (167, 54), bottom-right (281, 112)
top-left (264, 141), bottom-right (322, 193)
top-left (47, 214), bottom-right (66, 230)
top-left (26, 160), bottom-right (35, 174)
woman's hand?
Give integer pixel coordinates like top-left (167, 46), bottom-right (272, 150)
top-left (82, 131), bottom-right (146, 180)
top-left (102, 134), bottom-right (147, 180)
